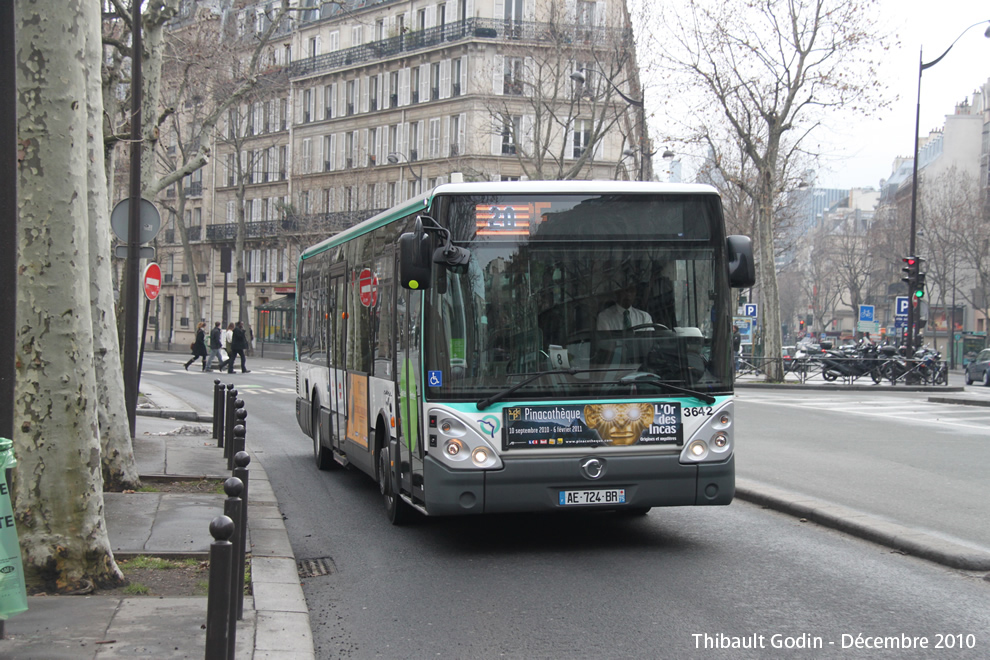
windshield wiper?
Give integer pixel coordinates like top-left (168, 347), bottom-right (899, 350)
top-left (476, 367), bottom-right (717, 410)
top-left (476, 367), bottom-right (614, 410)
top-left (618, 372), bottom-right (717, 405)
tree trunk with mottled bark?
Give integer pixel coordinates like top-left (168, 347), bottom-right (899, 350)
top-left (14, 0), bottom-right (124, 592)
top-left (87, 0), bottom-right (140, 491)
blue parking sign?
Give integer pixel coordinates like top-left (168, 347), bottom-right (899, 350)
top-left (895, 296), bottom-right (909, 317)
top-left (744, 304), bottom-right (758, 317)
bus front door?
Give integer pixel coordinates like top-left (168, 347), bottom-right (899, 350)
top-left (397, 288), bottom-right (425, 500)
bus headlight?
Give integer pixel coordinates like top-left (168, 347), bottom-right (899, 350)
top-left (680, 400), bottom-right (733, 464)
top-left (471, 447), bottom-right (496, 467)
top-left (686, 440), bottom-right (709, 461)
top-left (430, 409), bottom-right (504, 470)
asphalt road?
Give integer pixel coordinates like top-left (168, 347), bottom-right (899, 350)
top-left (141, 353), bottom-right (990, 659)
top-left (735, 384), bottom-right (990, 552)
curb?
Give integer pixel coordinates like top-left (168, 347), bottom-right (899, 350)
top-left (735, 381), bottom-right (965, 393)
top-left (735, 479), bottom-right (990, 572)
top-left (139, 401), bottom-right (315, 659)
top-left (927, 396), bottom-right (990, 408)
top-left (136, 407), bottom-right (211, 422)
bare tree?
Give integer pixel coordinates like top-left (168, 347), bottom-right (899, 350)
top-left (801, 223), bottom-right (844, 334)
top-left (642, 0), bottom-right (889, 380)
top-left (919, 169), bottom-right (985, 347)
top-left (482, 16), bottom-right (645, 180)
top-left (15, 0), bottom-right (124, 591)
top-left (826, 214), bottom-right (874, 323)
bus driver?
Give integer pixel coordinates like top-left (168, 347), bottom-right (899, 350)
top-left (597, 283), bottom-right (653, 331)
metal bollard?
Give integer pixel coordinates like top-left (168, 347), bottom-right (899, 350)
top-left (221, 383), bottom-right (234, 449)
top-left (222, 478), bottom-right (244, 660)
top-left (223, 389), bottom-right (238, 460)
top-left (205, 515), bottom-right (235, 660)
top-left (232, 450), bottom-right (251, 620)
top-left (213, 380), bottom-right (223, 444)
top-left (228, 409), bottom-right (246, 470)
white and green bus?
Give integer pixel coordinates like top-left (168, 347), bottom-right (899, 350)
top-left (295, 181), bottom-right (755, 523)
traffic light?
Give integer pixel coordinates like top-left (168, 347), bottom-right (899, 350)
top-left (901, 256), bottom-right (918, 287)
top-left (913, 271), bottom-right (926, 300)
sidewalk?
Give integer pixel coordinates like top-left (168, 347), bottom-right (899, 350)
top-left (0, 384), bottom-right (314, 659)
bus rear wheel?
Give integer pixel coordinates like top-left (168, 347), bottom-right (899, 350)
top-left (378, 443), bottom-right (413, 525)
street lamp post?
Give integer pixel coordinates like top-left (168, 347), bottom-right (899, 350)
top-left (906, 20), bottom-right (990, 356)
top-left (387, 151), bottom-right (423, 199)
top-left (569, 68), bottom-right (651, 180)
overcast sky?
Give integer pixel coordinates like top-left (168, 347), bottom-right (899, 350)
top-left (815, 1), bottom-right (990, 190)
top-left (640, 1), bottom-right (990, 191)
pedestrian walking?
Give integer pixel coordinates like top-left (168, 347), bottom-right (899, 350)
top-left (205, 321), bottom-right (224, 372)
top-left (227, 321), bottom-right (251, 373)
top-left (218, 322), bottom-right (235, 371)
top-left (732, 326), bottom-right (742, 372)
top-left (185, 322), bottom-right (209, 371)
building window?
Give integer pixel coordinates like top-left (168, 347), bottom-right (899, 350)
top-left (503, 57), bottom-right (524, 95)
top-left (577, 0), bottom-right (596, 39)
top-left (410, 67), bottom-right (420, 104)
top-left (302, 89), bottom-right (312, 123)
top-left (369, 76), bottom-right (379, 112)
top-left (388, 124), bottom-right (398, 156)
top-left (409, 121), bottom-right (420, 161)
top-left (301, 138), bottom-right (312, 173)
top-left (501, 115), bottom-right (520, 155)
top-left (573, 119), bottom-right (591, 158)
top-left (449, 114), bottom-right (461, 156)
top-left (346, 80), bottom-right (356, 116)
top-left (503, 0), bottom-right (523, 37)
top-left (451, 58), bottom-right (462, 97)
top-left (368, 127), bottom-right (378, 166)
top-left (389, 71), bottom-right (399, 108)
top-left (428, 118), bottom-right (441, 158)
top-left (324, 84), bottom-right (334, 119)
top-left (345, 131), bottom-right (356, 169)
top-left (324, 135), bottom-right (335, 171)
top-left (431, 62), bottom-right (441, 101)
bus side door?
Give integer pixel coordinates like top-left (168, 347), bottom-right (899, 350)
top-left (328, 262), bottom-right (348, 454)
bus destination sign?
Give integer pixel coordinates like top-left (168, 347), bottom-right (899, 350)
top-left (502, 402), bottom-right (682, 450)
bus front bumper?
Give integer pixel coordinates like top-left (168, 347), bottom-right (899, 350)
top-left (422, 452), bottom-right (734, 516)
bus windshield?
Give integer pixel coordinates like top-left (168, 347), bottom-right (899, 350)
top-left (423, 193), bottom-right (734, 401)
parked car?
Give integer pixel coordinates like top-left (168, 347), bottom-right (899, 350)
top-left (964, 348), bottom-right (990, 386)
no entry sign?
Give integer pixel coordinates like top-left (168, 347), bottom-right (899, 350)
top-left (358, 268), bottom-right (378, 307)
top-left (142, 263), bottom-right (162, 301)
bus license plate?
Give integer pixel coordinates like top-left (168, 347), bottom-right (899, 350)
top-left (559, 489), bottom-right (626, 506)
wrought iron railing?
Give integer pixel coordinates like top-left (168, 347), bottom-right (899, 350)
top-left (205, 209), bottom-right (385, 241)
top-left (163, 226), bottom-right (202, 244)
top-left (288, 18), bottom-right (630, 78)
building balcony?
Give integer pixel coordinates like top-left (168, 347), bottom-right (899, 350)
top-left (287, 18), bottom-right (629, 79)
top-left (204, 209), bottom-right (385, 242)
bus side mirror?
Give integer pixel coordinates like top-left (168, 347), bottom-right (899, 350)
top-left (399, 219), bottom-right (433, 290)
top-left (726, 235), bottom-right (756, 288)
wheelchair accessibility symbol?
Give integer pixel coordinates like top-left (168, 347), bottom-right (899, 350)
top-left (428, 371), bottom-right (443, 387)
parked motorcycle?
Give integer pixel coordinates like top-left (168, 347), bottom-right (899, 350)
top-left (820, 340), bottom-right (884, 383)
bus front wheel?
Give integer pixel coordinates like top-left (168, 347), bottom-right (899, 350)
top-left (378, 443), bottom-right (413, 525)
top-left (312, 398), bottom-right (333, 471)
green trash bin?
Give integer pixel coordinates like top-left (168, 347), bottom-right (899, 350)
top-left (0, 438), bottom-right (27, 621)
